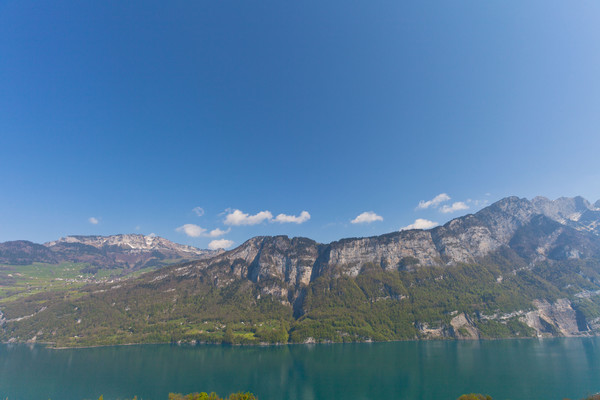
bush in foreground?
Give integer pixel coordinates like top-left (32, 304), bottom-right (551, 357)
top-left (168, 393), bottom-right (257, 400)
top-left (458, 395), bottom-right (492, 400)
top-left (457, 394), bottom-right (600, 400)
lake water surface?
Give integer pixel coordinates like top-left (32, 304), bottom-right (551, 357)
top-left (1, 338), bottom-right (599, 400)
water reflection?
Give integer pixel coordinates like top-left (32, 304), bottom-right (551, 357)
top-left (1, 339), bottom-right (599, 400)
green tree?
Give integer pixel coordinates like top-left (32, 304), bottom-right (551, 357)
top-left (278, 318), bottom-right (290, 343)
top-left (223, 327), bottom-right (235, 345)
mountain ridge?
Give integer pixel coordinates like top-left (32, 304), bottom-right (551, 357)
top-left (0, 234), bottom-right (219, 270)
top-left (44, 234), bottom-right (205, 254)
top-left (2, 195), bottom-right (600, 347)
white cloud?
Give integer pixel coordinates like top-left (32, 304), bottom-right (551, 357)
top-left (192, 207), bottom-right (205, 217)
top-left (417, 193), bottom-right (451, 210)
top-left (207, 228), bottom-right (230, 237)
top-left (224, 209), bottom-right (273, 226)
top-left (439, 201), bottom-right (470, 214)
top-left (401, 218), bottom-right (439, 231)
top-left (351, 211), bottom-right (383, 224)
top-left (148, 233), bottom-right (157, 238)
top-left (88, 217), bottom-right (99, 225)
top-left (176, 223), bottom-right (231, 238)
top-left (274, 211), bottom-right (311, 224)
top-left (208, 239), bottom-right (234, 250)
top-left (176, 224), bottom-right (206, 237)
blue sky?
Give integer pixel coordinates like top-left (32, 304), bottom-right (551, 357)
top-left (1, 1), bottom-right (599, 249)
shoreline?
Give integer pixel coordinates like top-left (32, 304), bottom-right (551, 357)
top-left (3, 333), bottom-right (598, 350)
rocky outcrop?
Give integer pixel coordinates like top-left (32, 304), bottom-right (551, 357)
top-left (429, 197), bottom-right (536, 264)
top-left (209, 236), bottom-right (320, 286)
top-left (532, 196), bottom-right (600, 235)
top-left (415, 322), bottom-right (454, 339)
top-left (522, 299), bottom-right (588, 337)
top-left (414, 313), bottom-right (481, 340)
top-left (509, 215), bottom-right (600, 261)
top-left (450, 313), bottom-right (480, 339)
top-left (532, 196), bottom-right (592, 224)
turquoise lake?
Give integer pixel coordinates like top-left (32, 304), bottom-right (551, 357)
top-left (1, 338), bottom-right (599, 400)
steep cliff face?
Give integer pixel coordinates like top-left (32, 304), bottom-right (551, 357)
top-left (207, 236), bottom-right (320, 286)
top-left (429, 197), bottom-right (537, 264)
top-left (320, 197), bottom-right (542, 272)
top-left (199, 231), bottom-right (440, 289)
top-left (324, 230), bottom-right (440, 276)
top-left (187, 196), bottom-right (600, 295)
top-left (509, 215), bottom-right (600, 261)
top-left (523, 299), bottom-right (586, 337)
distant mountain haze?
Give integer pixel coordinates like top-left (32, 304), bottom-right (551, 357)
top-left (0, 234), bottom-right (219, 269)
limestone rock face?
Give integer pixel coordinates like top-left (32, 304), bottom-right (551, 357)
top-left (532, 196), bottom-right (592, 224)
top-left (191, 196), bottom-right (600, 294)
top-left (215, 236), bottom-right (320, 286)
top-left (426, 197), bottom-right (536, 264)
top-left (523, 299), bottom-right (587, 337)
top-left (532, 196), bottom-right (600, 235)
top-left (450, 313), bottom-right (480, 339)
top-left (415, 322), bottom-right (453, 339)
top-left (476, 196), bottom-right (538, 242)
top-left (324, 230), bottom-right (440, 277)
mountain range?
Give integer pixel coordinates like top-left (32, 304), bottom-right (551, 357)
top-left (1, 196), bottom-right (600, 347)
top-left (0, 234), bottom-right (218, 271)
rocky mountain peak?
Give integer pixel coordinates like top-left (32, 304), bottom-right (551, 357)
top-left (532, 196), bottom-right (592, 223)
top-left (531, 196), bottom-right (600, 235)
top-left (45, 234), bottom-right (206, 256)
